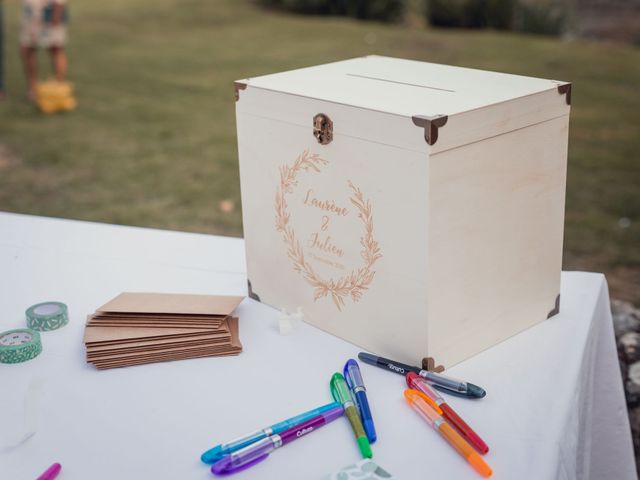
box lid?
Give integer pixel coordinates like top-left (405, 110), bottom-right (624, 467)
top-left (236, 56), bottom-right (571, 153)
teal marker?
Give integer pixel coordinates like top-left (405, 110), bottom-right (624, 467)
top-left (330, 373), bottom-right (372, 458)
top-left (201, 402), bottom-right (341, 464)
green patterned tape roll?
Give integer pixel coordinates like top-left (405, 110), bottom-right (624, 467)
top-left (26, 301), bottom-right (69, 331)
top-left (0, 329), bottom-right (42, 364)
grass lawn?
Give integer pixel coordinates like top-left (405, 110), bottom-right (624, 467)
top-left (1, 0), bottom-right (639, 302)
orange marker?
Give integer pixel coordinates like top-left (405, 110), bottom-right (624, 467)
top-left (407, 372), bottom-right (489, 454)
top-left (404, 389), bottom-right (493, 477)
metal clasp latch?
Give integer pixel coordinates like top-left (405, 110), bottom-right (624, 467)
top-left (313, 113), bottom-right (333, 145)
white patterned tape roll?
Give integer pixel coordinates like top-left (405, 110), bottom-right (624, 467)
top-left (0, 329), bottom-right (42, 364)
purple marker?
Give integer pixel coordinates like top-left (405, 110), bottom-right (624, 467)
top-left (211, 405), bottom-right (344, 475)
top-left (37, 463), bottom-right (61, 480)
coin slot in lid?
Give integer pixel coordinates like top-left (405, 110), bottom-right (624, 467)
top-left (345, 73), bottom-right (456, 93)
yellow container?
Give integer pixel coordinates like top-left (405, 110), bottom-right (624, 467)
top-left (35, 80), bottom-right (77, 114)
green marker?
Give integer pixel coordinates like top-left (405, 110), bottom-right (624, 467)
top-left (330, 372), bottom-right (372, 459)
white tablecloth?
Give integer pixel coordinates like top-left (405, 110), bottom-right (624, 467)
top-left (0, 213), bottom-right (636, 480)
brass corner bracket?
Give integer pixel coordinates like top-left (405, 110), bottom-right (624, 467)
top-left (412, 115), bottom-right (448, 146)
top-left (547, 294), bottom-right (560, 318)
top-left (422, 357), bottom-right (445, 373)
top-left (234, 81), bottom-right (247, 102)
top-left (557, 83), bottom-right (572, 106)
top-left (247, 279), bottom-right (261, 302)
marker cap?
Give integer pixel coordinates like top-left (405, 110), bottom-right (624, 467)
top-left (407, 372), bottom-right (443, 405)
top-left (211, 454), bottom-right (269, 476)
top-left (469, 452), bottom-right (493, 477)
top-left (363, 418), bottom-right (377, 444)
top-left (466, 383), bottom-right (487, 399)
top-left (36, 463), bottom-right (62, 480)
top-left (404, 388), bottom-right (443, 416)
top-left (358, 436), bottom-right (373, 459)
top-left (330, 373), bottom-right (353, 405)
top-left (343, 359), bottom-right (365, 390)
top-left (201, 445), bottom-right (224, 464)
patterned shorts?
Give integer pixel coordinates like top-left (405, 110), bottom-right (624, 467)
top-left (20, 0), bottom-right (68, 48)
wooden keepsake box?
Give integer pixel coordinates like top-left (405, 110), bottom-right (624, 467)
top-left (234, 56), bottom-right (570, 368)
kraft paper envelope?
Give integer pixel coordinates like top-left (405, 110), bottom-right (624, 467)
top-left (92, 340), bottom-right (243, 367)
top-left (93, 350), bottom-right (242, 369)
top-left (86, 321), bottom-right (222, 329)
top-left (86, 327), bottom-right (232, 349)
top-left (90, 317), bottom-right (225, 325)
top-left (85, 332), bottom-right (223, 346)
top-left (87, 339), bottom-right (231, 357)
top-left (90, 317), bottom-right (239, 355)
top-left (90, 318), bottom-right (242, 369)
top-left (93, 312), bottom-right (226, 318)
top-left (91, 346), bottom-right (243, 369)
top-left (88, 342), bottom-right (240, 362)
top-left (88, 316), bottom-right (223, 322)
top-left (86, 333), bottom-right (231, 352)
top-left (97, 292), bottom-right (244, 316)
top-left (85, 293), bottom-right (243, 369)
top-left (83, 324), bottom-right (225, 344)
top-left (88, 343), bottom-right (234, 361)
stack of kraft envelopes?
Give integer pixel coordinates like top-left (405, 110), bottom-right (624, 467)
top-left (84, 293), bottom-right (244, 370)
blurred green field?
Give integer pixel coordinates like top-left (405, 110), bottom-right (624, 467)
top-left (1, 0), bottom-right (639, 302)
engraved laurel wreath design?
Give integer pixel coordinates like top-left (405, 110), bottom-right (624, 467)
top-left (274, 150), bottom-right (382, 311)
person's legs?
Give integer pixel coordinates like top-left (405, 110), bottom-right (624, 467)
top-left (49, 46), bottom-right (67, 82)
top-left (20, 45), bottom-right (37, 100)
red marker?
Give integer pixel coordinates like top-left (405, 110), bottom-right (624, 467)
top-left (407, 372), bottom-right (489, 454)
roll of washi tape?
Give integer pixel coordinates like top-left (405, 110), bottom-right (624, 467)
top-left (0, 329), bottom-right (42, 364)
top-left (26, 302), bottom-right (69, 331)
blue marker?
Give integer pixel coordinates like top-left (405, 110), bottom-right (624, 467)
top-left (344, 359), bottom-right (377, 443)
top-left (200, 402), bottom-right (341, 464)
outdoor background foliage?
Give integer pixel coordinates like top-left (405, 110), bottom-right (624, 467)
top-left (0, 0), bottom-right (639, 303)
